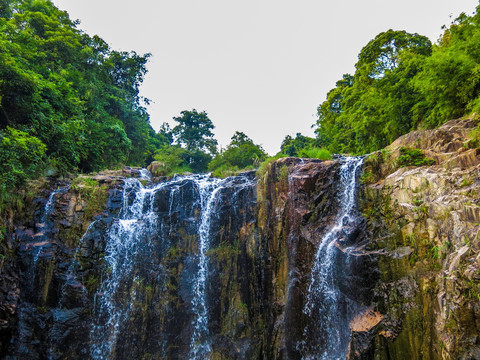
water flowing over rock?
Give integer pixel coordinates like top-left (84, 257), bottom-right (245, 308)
top-left (2, 116), bottom-right (480, 360)
top-left (302, 157), bottom-right (364, 359)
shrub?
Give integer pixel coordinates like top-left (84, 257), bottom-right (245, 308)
top-left (0, 127), bottom-right (46, 191)
top-left (208, 131), bottom-right (267, 176)
top-left (397, 147), bottom-right (435, 167)
top-left (153, 145), bottom-right (192, 176)
top-left (297, 147), bottom-right (331, 160)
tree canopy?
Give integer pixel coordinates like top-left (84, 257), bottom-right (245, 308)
top-left (280, 133), bottom-right (316, 157)
top-left (0, 0), bottom-right (162, 192)
top-left (208, 131), bottom-right (267, 176)
top-left (315, 30), bottom-right (432, 154)
top-left (172, 109), bottom-right (218, 154)
top-left (315, 5), bottom-right (480, 155)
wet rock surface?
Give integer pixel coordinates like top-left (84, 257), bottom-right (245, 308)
top-left (1, 116), bottom-right (479, 360)
top-left (1, 159), bottom-right (373, 359)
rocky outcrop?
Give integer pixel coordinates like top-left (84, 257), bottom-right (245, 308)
top-left (1, 117), bottom-right (479, 359)
top-left (4, 174), bottom-right (125, 359)
top-left (1, 157), bottom-right (373, 359)
top-left (354, 116), bottom-right (480, 359)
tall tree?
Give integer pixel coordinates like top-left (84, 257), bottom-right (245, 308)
top-left (412, 9), bottom-right (480, 127)
top-left (208, 131), bottom-right (267, 173)
top-left (0, 0), bottom-right (159, 177)
top-left (172, 109), bottom-right (218, 154)
top-left (280, 133), bottom-right (316, 156)
top-left (315, 30), bottom-right (432, 154)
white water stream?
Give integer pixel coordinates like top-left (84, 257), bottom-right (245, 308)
top-left (88, 172), bottom-right (255, 360)
top-left (302, 156), bottom-right (364, 360)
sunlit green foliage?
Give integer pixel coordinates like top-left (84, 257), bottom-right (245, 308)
top-left (297, 147), bottom-right (331, 160)
top-left (153, 110), bottom-right (219, 175)
top-left (397, 147), bottom-right (435, 167)
top-left (209, 131), bottom-right (267, 177)
top-left (153, 145), bottom-right (191, 176)
top-left (172, 109), bottom-right (217, 154)
top-left (0, 127), bottom-right (46, 190)
top-left (0, 0), bottom-right (159, 180)
top-left (279, 133), bottom-right (331, 159)
top-left (412, 10), bottom-right (480, 127)
top-left (315, 30), bottom-right (432, 154)
top-left (315, 5), bottom-right (480, 155)
top-left (280, 133), bottom-right (316, 156)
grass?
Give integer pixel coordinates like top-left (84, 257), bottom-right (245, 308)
top-left (256, 153), bottom-right (287, 179)
top-left (211, 164), bottom-right (254, 178)
top-left (256, 147), bottom-right (331, 179)
top-left (297, 147), bottom-right (331, 160)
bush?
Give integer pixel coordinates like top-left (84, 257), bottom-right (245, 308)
top-left (397, 147), bottom-right (435, 167)
top-left (297, 147), bottom-right (331, 160)
top-left (0, 127), bottom-right (46, 191)
top-left (153, 145), bottom-right (192, 176)
top-left (208, 131), bottom-right (267, 175)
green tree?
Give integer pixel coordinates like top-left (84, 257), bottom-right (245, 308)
top-left (280, 133), bottom-right (316, 156)
top-left (153, 145), bottom-right (192, 176)
top-left (0, 127), bottom-right (46, 190)
top-left (412, 10), bottom-right (480, 127)
top-left (315, 30), bottom-right (432, 154)
top-left (208, 131), bottom-right (267, 174)
top-left (172, 109), bottom-right (218, 154)
top-left (0, 0), bottom-right (159, 175)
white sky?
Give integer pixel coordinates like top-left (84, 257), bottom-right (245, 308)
top-left (52, 0), bottom-right (478, 155)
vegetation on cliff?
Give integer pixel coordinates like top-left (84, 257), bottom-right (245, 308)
top-left (0, 0), bottom-right (165, 188)
top-left (356, 117), bottom-right (480, 358)
top-left (0, 0), bottom-right (329, 195)
top-left (315, 3), bottom-right (480, 155)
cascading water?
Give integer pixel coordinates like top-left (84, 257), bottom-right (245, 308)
top-left (188, 175), bottom-right (255, 359)
top-left (90, 177), bottom-right (168, 359)
top-left (302, 156), bottom-right (364, 360)
top-left (32, 186), bottom-right (69, 265)
top-left (188, 177), bottom-right (223, 359)
top-left (5, 156), bottom-right (381, 360)
top-left (87, 172), bottom-right (255, 360)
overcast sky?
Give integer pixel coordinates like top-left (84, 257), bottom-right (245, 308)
top-left (52, 0), bottom-right (478, 155)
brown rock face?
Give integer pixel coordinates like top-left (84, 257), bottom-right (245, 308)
top-left (2, 158), bottom-right (376, 360)
top-left (350, 309), bottom-right (384, 333)
top-left (356, 116), bottom-right (480, 359)
top-left (2, 116), bottom-right (479, 360)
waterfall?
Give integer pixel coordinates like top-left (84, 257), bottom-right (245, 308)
top-left (32, 186), bottom-right (69, 265)
top-left (188, 175), bottom-right (255, 359)
top-left (8, 158), bottom-right (375, 359)
top-left (188, 176), bottom-right (224, 359)
top-left (90, 176), bottom-right (168, 359)
top-left (87, 172), bottom-right (256, 360)
top-left (302, 156), bottom-right (364, 360)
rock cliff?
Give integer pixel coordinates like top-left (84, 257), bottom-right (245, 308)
top-left (354, 116), bottom-right (480, 359)
top-left (0, 117), bottom-right (478, 359)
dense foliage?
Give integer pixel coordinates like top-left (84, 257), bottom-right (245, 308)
top-left (0, 0), bottom-right (163, 191)
top-left (208, 131), bottom-right (267, 177)
top-left (4, 0), bottom-right (476, 192)
top-left (280, 133), bottom-right (316, 157)
top-left (315, 3), bottom-right (480, 154)
top-left (397, 147), bottom-right (435, 167)
top-left (279, 133), bottom-right (331, 160)
top-left (153, 110), bottom-right (219, 175)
